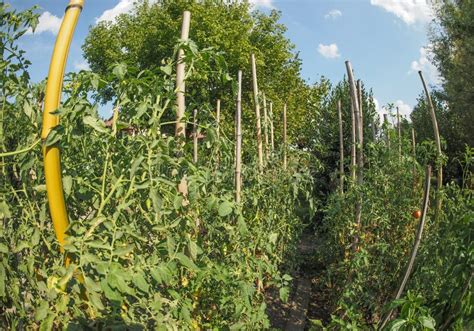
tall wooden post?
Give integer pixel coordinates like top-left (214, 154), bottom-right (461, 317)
top-left (263, 93), bottom-right (269, 161)
top-left (419, 71), bottom-right (442, 219)
top-left (283, 103), bottom-right (287, 170)
top-left (350, 102), bottom-right (357, 182)
top-left (269, 101), bottom-right (275, 153)
top-left (357, 80), bottom-right (364, 166)
top-left (193, 109), bottom-right (198, 164)
top-left (235, 71), bottom-right (243, 203)
top-left (216, 99), bottom-right (221, 140)
top-left (346, 61), bottom-right (363, 252)
top-left (251, 54), bottom-right (263, 172)
top-left (338, 100), bottom-right (344, 193)
top-left (175, 11), bottom-right (191, 138)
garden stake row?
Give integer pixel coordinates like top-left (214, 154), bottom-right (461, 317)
top-left (175, 10), bottom-right (191, 138)
top-left (379, 165), bottom-right (432, 329)
top-left (418, 70), bottom-right (443, 221)
top-left (337, 99), bottom-right (344, 193)
top-left (251, 53), bottom-right (263, 173)
top-left (235, 70), bottom-right (243, 203)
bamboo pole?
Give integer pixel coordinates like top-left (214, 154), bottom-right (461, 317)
top-left (216, 99), bottom-right (221, 140)
top-left (357, 80), bottom-right (364, 166)
top-left (337, 100), bottom-right (344, 193)
top-left (346, 61), bottom-right (363, 252)
top-left (350, 102), bottom-right (357, 182)
top-left (193, 108), bottom-right (198, 164)
top-left (235, 71), bottom-right (242, 203)
top-left (215, 99), bottom-right (221, 169)
top-left (379, 165), bottom-right (432, 330)
top-left (175, 11), bottom-right (191, 138)
top-left (251, 54), bottom-right (263, 172)
top-left (346, 62), bottom-right (363, 183)
top-left (269, 101), bottom-right (275, 153)
top-left (263, 92), bottom-right (269, 161)
top-left (283, 103), bottom-right (287, 170)
top-left (418, 71), bottom-right (443, 219)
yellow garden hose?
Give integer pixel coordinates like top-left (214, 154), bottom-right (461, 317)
top-left (41, 0), bottom-right (84, 252)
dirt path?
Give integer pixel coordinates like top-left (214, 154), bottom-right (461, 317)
top-left (266, 231), bottom-right (331, 330)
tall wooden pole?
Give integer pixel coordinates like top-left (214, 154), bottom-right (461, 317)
top-left (269, 101), bottom-right (275, 153)
top-left (346, 61), bottom-right (363, 252)
top-left (175, 11), bottom-right (191, 138)
top-left (216, 99), bottom-right (221, 140)
top-left (263, 92), bottom-right (269, 161)
top-left (251, 54), bottom-right (263, 172)
top-left (338, 100), bottom-right (344, 193)
top-left (193, 109), bottom-right (198, 164)
top-left (350, 102), bottom-right (357, 182)
top-left (357, 80), bottom-right (364, 166)
top-left (419, 71), bottom-right (442, 219)
top-left (215, 99), bottom-right (221, 168)
top-left (235, 71), bottom-right (242, 204)
top-left (379, 166), bottom-right (432, 330)
top-left (283, 103), bottom-right (287, 170)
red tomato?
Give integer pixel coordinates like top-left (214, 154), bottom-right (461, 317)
top-left (412, 210), bottom-right (421, 219)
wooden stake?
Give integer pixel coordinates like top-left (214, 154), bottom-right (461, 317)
top-left (215, 99), bottom-right (221, 169)
top-left (337, 100), bottom-right (344, 193)
top-left (346, 62), bottom-right (363, 183)
top-left (251, 54), bottom-right (263, 172)
top-left (235, 71), bottom-right (242, 203)
top-left (269, 101), bottom-right (275, 153)
top-left (357, 80), bottom-right (364, 166)
top-left (193, 108), bottom-right (198, 164)
top-left (175, 11), bottom-right (191, 138)
top-left (263, 92), bottom-right (269, 161)
top-left (379, 165), bottom-right (432, 330)
top-left (216, 99), bottom-right (221, 140)
top-left (283, 103), bottom-right (287, 170)
top-left (350, 102), bottom-right (357, 182)
top-left (346, 61), bottom-right (363, 252)
top-left (419, 71), bottom-right (443, 219)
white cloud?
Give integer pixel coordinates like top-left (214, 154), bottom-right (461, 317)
top-left (26, 11), bottom-right (62, 35)
top-left (96, 0), bottom-right (160, 23)
top-left (248, 0), bottom-right (275, 9)
top-left (373, 97), bottom-right (383, 120)
top-left (325, 9), bottom-right (342, 19)
top-left (74, 60), bottom-right (90, 71)
top-left (96, 0), bottom-right (135, 23)
top-left (395, 100), bottom-right (412, 118)
top-left (318, 43), bottom-right (340, 59)
top-left (409, 46), bottom-right (441, 85)
top-left (375, 99), bottom-right (412, 123)
top-left (370, 0), bottom-right (433, 25)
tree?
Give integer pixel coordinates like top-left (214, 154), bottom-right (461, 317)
top-left (429, 0), bottom-right (474, 177)
top-left (82, 1), bottom-right (308, 146)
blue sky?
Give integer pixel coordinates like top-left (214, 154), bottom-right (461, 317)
top-left (7, 0), bottom-right (439, 120)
